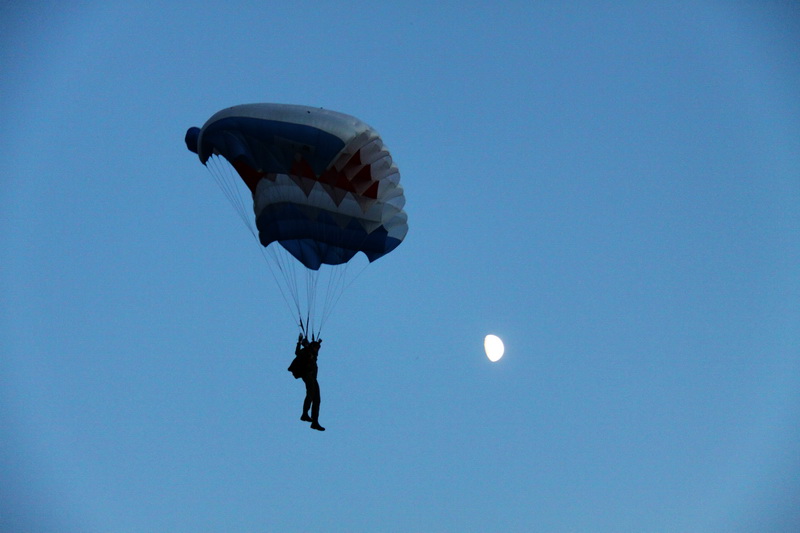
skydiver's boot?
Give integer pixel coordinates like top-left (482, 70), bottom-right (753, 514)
top-left (310, 421), bottom-right (325, 431)
top-left (301, 413), bottom-right (313, 422)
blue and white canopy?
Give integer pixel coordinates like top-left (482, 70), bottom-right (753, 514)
top-left (186, 103), bottom-right (407, 270)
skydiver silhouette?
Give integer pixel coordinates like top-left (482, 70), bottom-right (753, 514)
top-left (288, 334), bottom-right (325, 431)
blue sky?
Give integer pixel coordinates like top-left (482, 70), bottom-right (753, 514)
top-left (2, 1), bottom-right (799, 531)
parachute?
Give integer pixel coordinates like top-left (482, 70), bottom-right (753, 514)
top-left (185, 103), bottom-right (408, 336)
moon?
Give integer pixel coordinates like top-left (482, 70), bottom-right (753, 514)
top-left (484, 334), bottom-right (505, 362)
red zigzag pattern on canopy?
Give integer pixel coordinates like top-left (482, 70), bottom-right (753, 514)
top-left (231, 148), bottom-right (380, 213)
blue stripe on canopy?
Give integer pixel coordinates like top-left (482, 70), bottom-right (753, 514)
top-left (198, 117), bottom-right (345, 176)
top-left (257, 203), bottom-right (401, 270)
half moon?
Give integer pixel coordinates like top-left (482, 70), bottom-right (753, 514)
top-left (484, 334), bottom-right (505, 362)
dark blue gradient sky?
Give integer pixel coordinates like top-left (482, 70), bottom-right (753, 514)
top-left (2, 2), bottom-right (799, 531)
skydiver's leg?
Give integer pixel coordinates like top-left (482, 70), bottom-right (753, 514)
top-left (310, 380), bottom-right (320, 421)
top-left (301, 376), bottom-right (313, 422)
top-left (310, 380), bottom-right (324, 431)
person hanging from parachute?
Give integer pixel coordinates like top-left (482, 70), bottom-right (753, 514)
top-left (185, 103), bottom-right (407, 430)
top-left (288, 333), bottom-right (324, 430)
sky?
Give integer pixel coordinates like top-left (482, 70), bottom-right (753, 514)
top-left (2, 1), bottom-right (799, 532)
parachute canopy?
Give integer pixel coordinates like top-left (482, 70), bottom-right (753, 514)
top-left (186, 103), bottom-right (407, 270)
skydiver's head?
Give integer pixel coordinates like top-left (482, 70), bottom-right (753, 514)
top-left (309, 340), bottom-right (321, 353)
